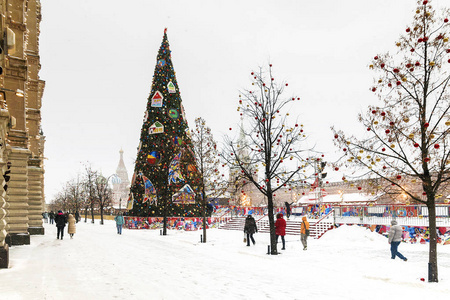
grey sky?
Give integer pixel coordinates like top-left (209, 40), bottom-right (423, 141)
top-left (39, 0), bottom-right (447, 202)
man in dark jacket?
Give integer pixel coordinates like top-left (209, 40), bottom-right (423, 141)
top-left (49, 211), bottom-right (55, 224)
top-left (244, 214), bottom-right (258, 246)
top-left (55, 210), bottom-right (67, 240)
top-left (285, 202), bottom-right (292, 219)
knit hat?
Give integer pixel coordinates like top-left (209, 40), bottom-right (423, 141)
top-left (391, 220), bottom-right (398, 225)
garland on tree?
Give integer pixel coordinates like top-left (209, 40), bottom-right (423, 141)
top-left (128, 29), bottom-right (202, 217)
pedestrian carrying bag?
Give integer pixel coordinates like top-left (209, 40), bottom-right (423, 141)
top-left (243, 234), bottom-right (247, 243)
top-left (302, 222), bottom-right (310, 236)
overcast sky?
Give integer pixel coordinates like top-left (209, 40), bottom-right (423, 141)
top-left (38, 0), bottom-right (448, 203)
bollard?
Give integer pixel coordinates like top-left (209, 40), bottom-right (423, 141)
top-left (267, 245), bottom-right (270, 255)
top-left (200, 235), bottom-right (203, 243)
top-left (160, 230), bottom-right (162, 236)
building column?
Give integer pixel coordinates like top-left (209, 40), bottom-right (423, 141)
top-left (0, 162), bottom-right (9, 269)
top-left (0, 109), bottom-right (11, 268)
top-left (5, 146), bottom-right (31, 245)
top-left (27, 159), bottom-right (44, 235)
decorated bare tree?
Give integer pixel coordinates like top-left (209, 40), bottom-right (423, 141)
top-left (222, 64), bottom-right (312, 255)
top-left (332, 0), bottom-right (449, 282)
top-left (94, 175), bottom-right (114, 225)
top-left (65, 177), bottom-right (84, 216)
top-left (51, 190), bottom-right (69, 212)
top-left (82, 164), bottom-right (98, 224)
top-left (190, 117), bottom-right (226, 243)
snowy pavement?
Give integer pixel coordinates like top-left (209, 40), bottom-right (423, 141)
top-left (1, 220), bottom-right (450, 300)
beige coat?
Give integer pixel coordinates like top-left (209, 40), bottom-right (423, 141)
top-left (68, 214), bottom-right (76, 234)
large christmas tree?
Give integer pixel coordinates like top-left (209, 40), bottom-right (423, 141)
top-left (128, 29), bottom-right (201, 218)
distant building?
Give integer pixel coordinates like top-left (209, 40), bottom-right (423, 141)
top-left (111, 149), bottom-right (130, 210)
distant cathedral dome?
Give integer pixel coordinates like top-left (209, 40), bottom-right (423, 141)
top-left (112, 149), bottom-right (130, 209)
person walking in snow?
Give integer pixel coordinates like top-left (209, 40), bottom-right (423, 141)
top-left (55, 210), bottom-right (67, 240)
top-left (275, 213), bottom-right (286, 250)
top-left (67, 214), bottom-right (76, 239)
top-left (285, 202), bottom-right (293, 219)
top-left (49, 211), bottom-right (55, 224)
top-left (388, 220), bottom-right (407, 261)
top-left (244, 214), bottom-right (257, 246)
top-left (114, 212), bottom-right (125, 235)
top-left (75, 211), bottom-right (80, 223)
top-left (300, 216), bottom-right (309, 250)
top-left (42, 211), bottom-right (48, 223)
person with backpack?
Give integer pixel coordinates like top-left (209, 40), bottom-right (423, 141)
top-left (301, 216), bottom-right (309, 250)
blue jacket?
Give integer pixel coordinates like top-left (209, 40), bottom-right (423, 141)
top-left (114, 215), bottom-right (125, 226)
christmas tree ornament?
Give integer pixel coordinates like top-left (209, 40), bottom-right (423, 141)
top-left (168, 108), bottom-right (179, 119)
top-left (151, 91), bottom-right (164, 107)
top-left (147, 151), bottom-right (161, 165)
top-left (149, 121), bottom-right (164, 134)
top-left (167, 81), bottom-right (176, 93)
top-left (157, 59), bottom-right (166, 68)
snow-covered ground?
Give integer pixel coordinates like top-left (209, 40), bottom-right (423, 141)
top-left (1, 220), bottom-right (449, 300)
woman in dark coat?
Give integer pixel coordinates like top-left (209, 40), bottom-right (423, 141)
top-left (244, 214), bottom-right (257, 246)
top-left (275, 213), bottom-right (287, 250)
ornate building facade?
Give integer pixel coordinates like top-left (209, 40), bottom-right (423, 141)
top-left (0, 0), bottom-right (45, 269)
top-left (112, 149), bottom-right (130, 210)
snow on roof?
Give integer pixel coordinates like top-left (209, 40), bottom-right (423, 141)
top-left (296, 192), bottom-right (378, 205)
